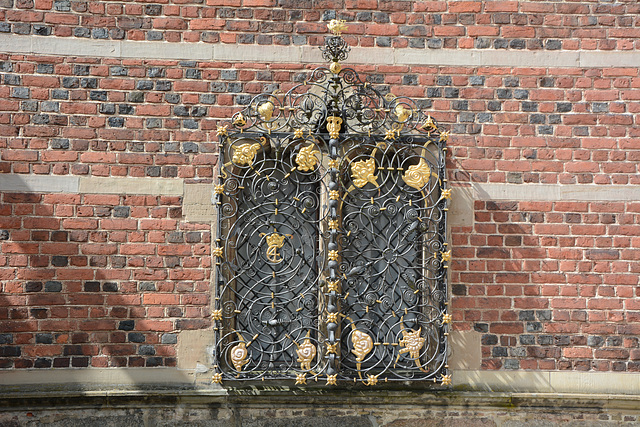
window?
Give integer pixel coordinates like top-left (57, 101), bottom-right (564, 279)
top-left (212, 31), bottom-right (451, 386)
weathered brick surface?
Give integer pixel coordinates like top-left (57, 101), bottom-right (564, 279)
top-left (1, 56), bottom-right (639, 184)
top-left (0, 1), bottom-right (639, 49)
top-left (0, 191), bottom-right (211, 368)
top-left (452, 200), bottom-right (640, 371)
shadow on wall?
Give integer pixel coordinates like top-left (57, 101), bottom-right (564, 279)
top-left (0, 173), bottom-right (197, 390)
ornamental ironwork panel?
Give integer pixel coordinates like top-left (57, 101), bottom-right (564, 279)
top-left (212, 20), bottom-right (451, 387)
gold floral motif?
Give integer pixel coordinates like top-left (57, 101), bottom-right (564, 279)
top-left (351, 329), bottom-right (373, 373)
top-left (328, 250), bottom-right (339, 261)
top-left (294, 128), bottom-right (304, 139)
top-left (440, 250), bottom-right (451, 262)
top-left (328, 219), bottom-right (339, 229)
top-left (230, 334), bottom-right (250, 372)
top-left (328, 158), bottom-right (340, 169)
top-left (296, 144), bottom-right (320, 171)
top-left (441, 188), bottom-right (452, 199)
top-left (326, 116), bottom-right (342, 139)
top-left (212, 309), bottom-right (223, 321)
top-left (326, 374), bottom-right (337, 385)
top-left (213, 247), bottom-right (223, 257)
top-left (442, 313), bottom-right (452, 324)
top-left (327, 19), bottom-right (347, 36)
top-left (216, 125), bottom-right (228, 137)
top-left (402, 158), bottom-right (432, 191)
top-left (232, 143), bottom-right (261, 167)
top-left (350, 158), bottom-right (378, 188)
top-left (214, 184), bottom-right (225, 195)
top-left (295, 373), bottom-right (307, 385)
top-left (365, 374), bottom-right (378, 386)
top-left (294, 331), bottom-right (316, 371)
top-left (397, 326), bottom-right (428, 373)
top-left (327, 312), bottom-right (338, 323)
top-left (441, 374), bottom-right (452, 386)
top-left (326, 342), bottom-right (338, 355)
top-left (211, 372), bottom-right (223, 384)
top-left (329, 190), bottom-right (340, 200)
top-left (394, 104), bottom-right (411, 123)
top-left (257, 101), bottom-right (274, 121)
top-left (439, 130), bottom-right (450, 142)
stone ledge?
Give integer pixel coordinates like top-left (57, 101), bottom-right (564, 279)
top-left (2, 34), bottom-right (640, 68)
top-left (1, 388), bottom-right (640, 413)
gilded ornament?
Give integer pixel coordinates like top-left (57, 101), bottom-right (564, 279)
top-left (328, 158), bottom-right (340, 169)
top-left (260, 231), bottom-right (291, 264)
top-left (232, 143), bottom-right (261, 167)
top-left (212, 309), bottom-right (223, 321)
top-left (326, 116), bottom-right (342, 139)
top-left (295, 373), bottom-right (307, 385)
top-left (396, 326), bottom-right (428, 372)
top-left (327, 279), bottom-right (340, 292)
top-left (329, 190), bottom-right (340, 200)
top-left (439, 130), bottom-right (450, 142)
top-left (294, 331), bottom-right (316, 371)
top-left (441, 374), bottom-right (452, 386)
top-left (328, 219), bottom-right (339, 229)
top-left (440, 250), bottom-right (451, 262)
top-left (384, 128), bottom-right (396, 140)
top-left (211, 372), bottom-right (223, 384)
top-left (326, 342), bottom-right (338, 355)
top-left (326, 374), bottom-right (337, 385)
top-left (216, 125), bottom-right (228, 137)
top-left (394, 104), bottom-right (411, 123)
top-left (351, 329), bottom-right (373, 375)
top-left (294, 128), bottom-right (304, 139)
top-left (330, 61), bottom-right (342, 74)
top-left (351, 158), bottom-right (378, 188)
top-left (232, 112), bottom-right (246, 127)
top-left (328, 250), bottom-right (339, 261)
top-left (213, 247), bottom-right (223, 257)
top-left (442, 313), bottom-right (452, 324)
top-left (365, 374), bottom-right (378, 386)
top-left (327, 19), bottom-right (347, 36)
top-left (402, 158), bottom-right (433, 190)
top-left (420, 116), bottom-right (436, 133)
top-left (296, 144), bottom-right (320, 171)
top-left (257, 101), bottom-right (275, 121)
top-left (214, 184), bottom-right (225, 195)
top-left (441, 188), bottom-right (452, 199)
top-left (327, 312), bottom-right (338, 323)
top-left (230, 334), bottom-right (250, 372)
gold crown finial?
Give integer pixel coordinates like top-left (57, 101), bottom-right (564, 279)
top-left (327, 19), bottom-right (347, 36)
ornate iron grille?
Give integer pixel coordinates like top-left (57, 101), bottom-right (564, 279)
top-left (212, 20), bottom-right (451, 387)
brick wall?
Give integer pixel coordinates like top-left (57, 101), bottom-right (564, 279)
top-left (1, 0), bottom-right (639, 49)
top-left (1, 0), bottom-right (640, 377)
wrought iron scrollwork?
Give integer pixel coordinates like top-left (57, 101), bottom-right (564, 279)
top-left (213, 26), bottom-right (451, 386)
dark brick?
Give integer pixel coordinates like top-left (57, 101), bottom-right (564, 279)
top-left (118, 320), bottom-right (135, 331)
top-left (44, 281), bottom-right (62, 292)
top-left (51, 256), bottom-right (68, 267)
top-left (36, 333), bottom-right (54, 344)
top-left (103, 282), bottom-right (118, 292)
top-left (128, 333), bottom-right (145, 343)
top-left (25, 281), bottom-right (43, 292)
top-left (84, 281), bottom-right (100, 292)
